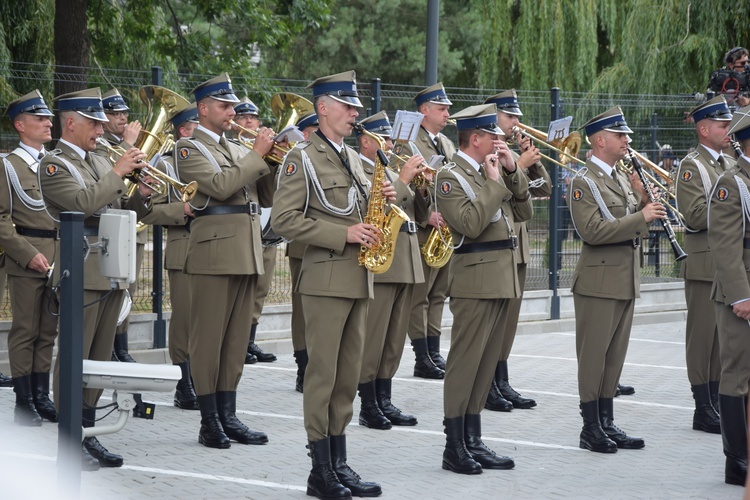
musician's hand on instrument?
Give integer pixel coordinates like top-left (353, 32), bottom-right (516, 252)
top-left (427, 211), bottom-right (445, 229)
top-left (516, 131), bottom-right (532, 152)
top-left (252, 127), bottom-right (276, 157)
top-left (627, 171), bottom-right (648, 199)
top-left (517, 144), bottom-right (541, 169)
top-left (347, 223), bottom-right (380, 248)
top-left (494, 141), bottom-right (516, 172)
top-left (122, 121), bottom-right (142, 145)
top-left (484, 153), bottom-right (501, 181)
top-left (137, 173), bottom-right (157, 198)
top-left (184, 203), bottom-right (195, 218)
top-left (27, 253), bottom-right (50, 274)
top-left (641, 201), bottom-right (667, 223)
top-left (113, 147), bottom-right (146, 177)
top-left (380, 180), bottom-right (397, 202)
top-left (397, 155), bottom-right (426, 185)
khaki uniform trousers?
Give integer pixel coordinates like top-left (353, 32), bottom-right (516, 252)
top-left (685, 279), bottom-right (721, 384)
top-left (7, 275), bottom-right (57, 376)
top-left (0, 267), bottom-right (6, 306)
top-left (359, 282), bottom-right (413, 383)
top-left (116, 242), bottom-right (144, 334)
top-left (289, 256), bottom-right (306, 351)
top-left (252, 244), bottom-right (278, 325)
top-left (167, 269), bottom-right (191, 364)
top-left (54, 289), bottom-right (125, 409)
top-left (188, 274), bottom-right (256, 396)
top-left (302, 294), bottom-right (367, 441)
top-left (499, 263), bottom-right (527, 360)
top-left (715, 302), bottom-right (750, 397)
top-left (574, 294), bottom-right (634, 402)
top-left (444, 297), bottom-right (510, 418)
top-left (407, 256), bottom-right (449, 341)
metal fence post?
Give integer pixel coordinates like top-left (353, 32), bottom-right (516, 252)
top-left (370, 78), bottom-right (381, 116)
top-left (150, 66), bottom-right (166, 349)
top-left (651, 112), bottom-right (659, 163)
top-left (548, 87), bottom-right (561, 320)
top-left (57, 212), bottom-right (84, 494)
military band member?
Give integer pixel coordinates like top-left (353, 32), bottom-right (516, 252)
top-left (174, 74), bottom-right (274, 449)
top-left (408, 82), bottom-right (456, 379)
top-left (355, 111), bottom-right (428, 431)
top-left (569, 107), bottom-right (664, 453)
top-left (232, 97), bottom-right (277, 364)
top-left (675, 95), bottom-right (736, 434)
top-left (483, 90), bottom-right (550, 412)
top-left (437, 103), bottom-right (529, 474)
top-left (707, 104), bottom-right (750, 486)
top-left (287, 111), bottom-right (319, 393)
top-left (40, 87), bottom-right (152, 470)
top-left (272, 70), bottom-right (389, 499)
top-left (1, 90), bottom-right (58, 426)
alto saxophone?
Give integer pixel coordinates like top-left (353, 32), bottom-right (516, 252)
top-left (354, 124), bottom-right (410, 274)
top-left (421, 223), bottom-right (453, 268)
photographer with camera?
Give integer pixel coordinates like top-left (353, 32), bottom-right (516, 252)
top-left (708, 47), bottom-right (750, 108)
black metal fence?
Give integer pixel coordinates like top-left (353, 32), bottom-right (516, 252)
top-left (0, 62), bottom-right (693, 319)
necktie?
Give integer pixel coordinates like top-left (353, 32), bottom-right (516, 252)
top-left (38, 152), bottom-right (44, 160)
top-left (718, 156), bottom-right (725, 168)
top-left (219, 136), bottom-right (229, 150)
top-left (433, 137), bottom-right (445, 158)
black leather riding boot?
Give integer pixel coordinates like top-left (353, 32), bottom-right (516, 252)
top-left (598, 398), bottom-right (644, 449)
top-left (579, 400), bottom-right (617, 453)
top-left (719, 394), bottom-right (748, 486)
top-left (174, 361), bottom-right (199, 410)
top-left (82, 408), bottom-right (124, 467)
top-left (358, 381), bottom-right (391, 430)
top-left (495, 360), bottom-right (536, 409)
top-left (217, 391), bottom-right (268, 444)
top-left (376, 378), bottom-right (417, 426)
top-left (442, 416), bottom-right (482, 474)
top-left (411, 337), bottom-right (444, 379)
top-left (294, 349), bottom-right (308, 393)
top-left (484, 380), bottom-right (513, 412)
top-left (692, 383), bottom-right (721, 434)
top-left (31, 372), bottom-right (57, 422)
top-left (330, 434), bottom-right (382, 497)
top-left (709, 380), bottom-right (720, 415)
top-left (464, 414), bottom-right (514, 469)
top-left (247, 323), bottom-right (277, 362)
top-left (306, 438), bottom-right (351, 499)
top-left (112, 331), bottom-right (136, 363)
top-left (197, 393), bottom-right (231, 449)
top-left (426, 335), bottom-right (446, 370)
top-left (13, 375), bottom-right (41, 426)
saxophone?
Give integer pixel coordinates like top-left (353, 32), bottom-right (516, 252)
top-left (421, 223), bottom-right (453, 268)
top-left (354, 124), bottom-right (410, 274)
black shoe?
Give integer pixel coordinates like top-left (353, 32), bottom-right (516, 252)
top-left (13, 375), bottom-right (42, 427)
top-left (197, 394), bottom-right (231, 449)
top-left (174, 362), bottom-right (199, 410)
top-left (330, 435), bottom-right (382, 497)
top-left (615, 383), bottom-right (635, 397)
top-left (217, 391), bottom-right (268, 444)
top-left (426, 335), bottom-right (446, 370)
top-left (442, 416), bottom-right (482, 475)
top-left (464, 414), bottom-right (514, 469)
top-left (579, 401), bottom-right (617, 453)
top-left (495, 362), bottom-right (536, 409)
top-left (412, 338), bottom-right (444, 379)
top-left (599, 398), bottom-right (645, 449)
top-left (31, 372), bottom-right (57, 422)
top-left (245, 352), bottom-right (258, 364)
top-left (306, 438), bottom-right (352, 499)
top-left (358, 382), bottom-right (392, 430)
top-left (0, 372), bottom-right (13, 387)
top-left (81, 443), bottom-right (100, 471)
top-left (692, 384), bottom-right (721, 434)
top-left (248, 323), bottom-right (277, 362)
top-left (83, 437), bottom-right (123, 467)
top-left (376, 379), bottom-right (417, 426)
top-left (719, 394), bottom-right (748, 486)
top-left (113, 332), bottom-right (136, 363)
top-left (294, 349), bottom-right (308, 393)
top-left (485, 381), bottom-right (513, 412)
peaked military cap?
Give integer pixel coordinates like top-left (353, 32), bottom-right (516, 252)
top-left (234, 97), bottom-right (259, 116)
top-left (582, 106), bottom-right (633, 137)
top-left (55, 88), bottom-right (108, 122)
top-left (296, 111), bottom-right (319, 130)
top-left (355, 111), bottom-right (392, 138)
top-left (102, 88), bottom-right (129, 112)
top-left (6, 90), bottom-right (54, 119)
top-left (307, 70), bottom-right (362, 108)
top-left (170, 102), bottom-right (199, 128)
top-left (484, 89), bottom-right (522, 116)
top-left (727, 104), bottom-right (750, 142)
top-left (450, 104), bottom-right (504, 135)
top-left (414, 82), bottom-right (453, 107)
top-left (690, 95), bottom-right (732, 123)
top-left (191, 73), bottom-right (240, 103)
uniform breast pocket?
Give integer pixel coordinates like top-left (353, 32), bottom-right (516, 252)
top-left (318, 174), bottom-right (352, 209)
top-left (20, 176), bottom-right (40, 195)
top-left (192, 223), bottom-right (236, 267)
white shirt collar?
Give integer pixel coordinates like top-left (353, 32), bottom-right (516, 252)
top-left (457, 150), bottom-right (481, 173)
top-left (58, 139), bottom-right (87, 162)
top-left (18, 141), bottom-right (44, 160)
top-left (358, 153), bottom-right (374, 167)
top-left (590, 155), bottom-right (615, 177)
top-left (197, 124), bottom-right (222, 144)
top-left (701, 144), bottom-right (722, 162)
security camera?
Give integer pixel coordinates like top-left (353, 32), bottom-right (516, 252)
top-left (82, 360), bottom-right (180, 392)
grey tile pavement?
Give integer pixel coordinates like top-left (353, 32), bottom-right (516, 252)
top-left (0, 315), bottom-right (741, 499)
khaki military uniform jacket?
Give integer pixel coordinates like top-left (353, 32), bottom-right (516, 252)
top-left (175, 128), bottom-right (271, 276)
top-left (39, 142), bottom-right (151, 291)
top-left (360, 157), bottom-right (427, 284)
top-left (0, 148), bottom-right (57, 277)
top-left (509, 149), bottom-right (552, 264)
top-left (149, 155), bottom-right (191, 271)
top-left (708, 156), bottom-right (750, 305)
top-left (676, 144), bottom-right (735, 281)
top-left (272, 132), bottom-right (373, 299)
top-left (413, 127), bottom-right (456, 243)
top-left (567, 159), bottom-right (649, 300)
top-left (437, 154), bottom-right (532, 299)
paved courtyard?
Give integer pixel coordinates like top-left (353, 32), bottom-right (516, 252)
top-left (0, 313), bottom-right (741, 499)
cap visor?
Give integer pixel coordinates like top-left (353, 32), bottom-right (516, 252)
top-left (28, 109), bottom-right (54, 117)
top-left (331, 95), bottom-right (363, 108)
top-left (603, 125), bottom-right (634, 134)
top-left (78, 110), bottom-right (109, 122)
top-left (106, 105), bottom-right (130, 112)
top-left (430, 97), bottom-right (453, 106)
top-left (501, 107), bottom-right (523, 116)
top-left (481, 125), bottom-right (505, 136)
top-left (212, 93), bottom-right (240, 103)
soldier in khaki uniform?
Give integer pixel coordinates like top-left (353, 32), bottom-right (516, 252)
top-left (568, 107), bottom-right (665, 454)
top-left (272, 71), bottom-right (390, 499)
top-left (707, 105), bottom-right (750, 487)
top-left (437, 104), bottom-right (531, 475)
top-left (355, 111), bottom-right (429, 431)
top-left (174, 74), bottom-right (275, 450)
top-left (408, 82), bottom-right (456, 379)
top-left (1, 90), bottom-right (58, 426)
top-left (483, 90), bottom-right (550, 412)
top-left (675, 95), bottom-right (736, 434)
top-left (40, 87), bottom-right (152, 470)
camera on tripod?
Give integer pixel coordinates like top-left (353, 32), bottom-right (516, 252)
top-left (708, 66), bottom-right (750, 104)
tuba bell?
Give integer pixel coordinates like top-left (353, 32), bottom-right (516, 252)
top-left (135, 85), bottom-right (190, 160)
top-left (270, 92), bottom-right (315, 132)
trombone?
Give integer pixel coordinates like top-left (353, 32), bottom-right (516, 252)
top-left (388, 140), bottom-right (436, 189)
top-left (230, 120), bottom-right (291, 164)
top-left (95, 138), bottom-right (198, 203)
top-left (511, 124), bottom-right (585, 173)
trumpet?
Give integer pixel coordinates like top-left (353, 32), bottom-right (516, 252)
top-left (388, 140), bottom-right (436, 189)
top-left (230, 120), bottom-right (291, 164)
top-left (95, 138), bottom-right (198, 203)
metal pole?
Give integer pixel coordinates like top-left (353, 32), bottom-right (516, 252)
top-left (548, 87), bottom-right (561, 320)
top-left (57, 212), bottom-right (84, 494)
top-left (650, 112), bottom-right (658, 164)
top-left (151, 66), bottom-right (166, 349)
top-left (370, 78), bottom-right (381, 116)
top-left (425, 0), bottom-right (439, 85)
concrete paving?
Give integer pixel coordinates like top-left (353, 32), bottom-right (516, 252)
top-left (0, 315), bottom-right (741, 499)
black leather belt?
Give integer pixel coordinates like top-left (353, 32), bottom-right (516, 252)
top-left (454, 237), bottom-right (517, 254)
top-left (400, 221), bottom-right (417, 234)
top-left (194, 203), bottom-right (259, 218)
top-left (584, 238), bottom-right (641, 248)
top-left (15, 226), bottom-right (58, 239)
top-left (743, 238), bottom-right (750, 249)
top-left (83, 226), bottom-right (98, 237)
